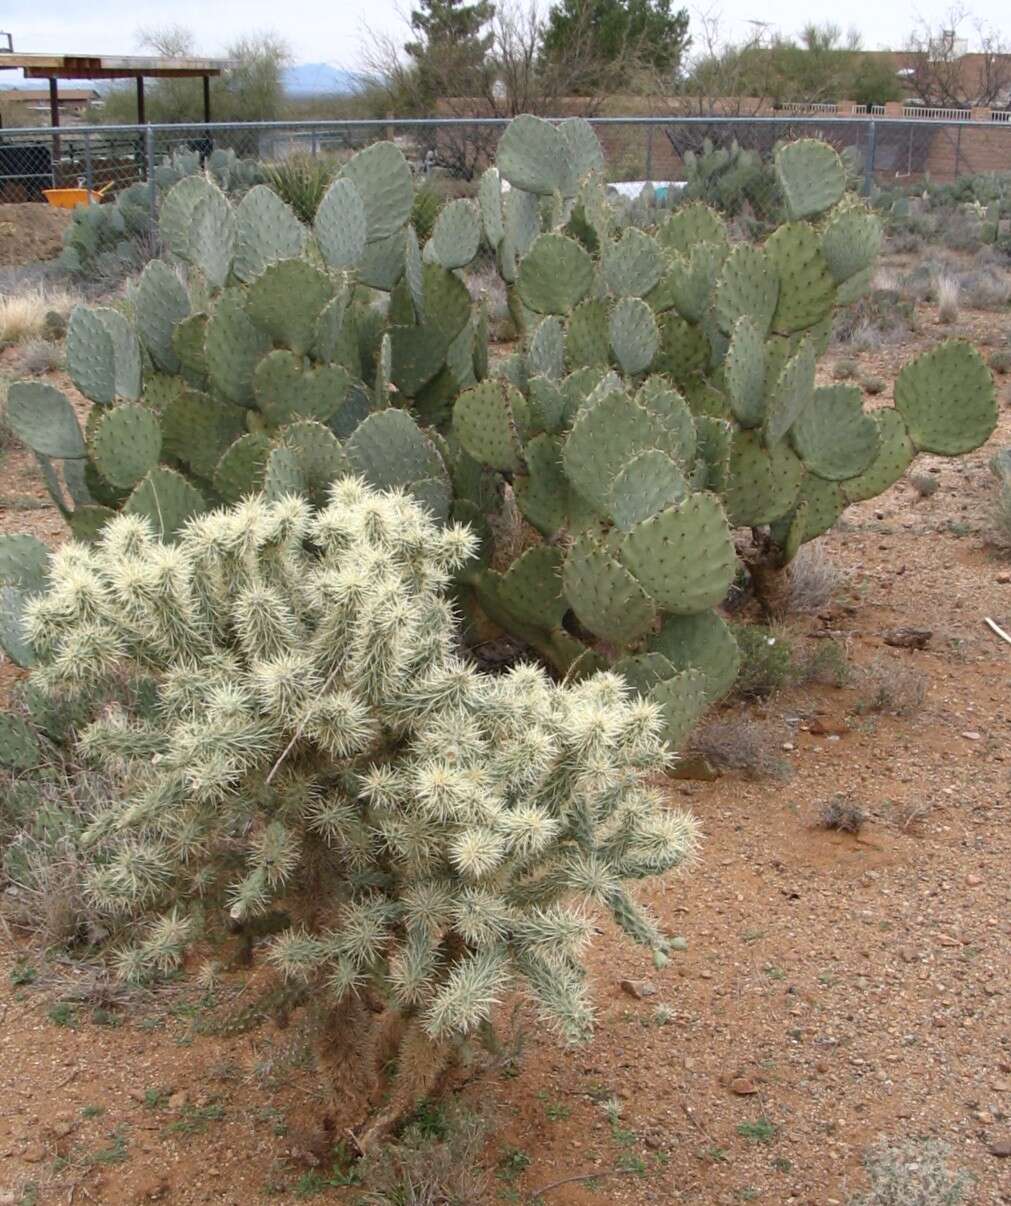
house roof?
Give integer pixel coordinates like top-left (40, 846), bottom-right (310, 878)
top-left (0, 87), bottom-right (99, 101)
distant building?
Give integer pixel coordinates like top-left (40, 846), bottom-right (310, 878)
top-left (0, 86), bottom-right (101, 122)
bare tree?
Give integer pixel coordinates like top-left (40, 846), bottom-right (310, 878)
top-left (904, 8), bottom-right (1011, 109)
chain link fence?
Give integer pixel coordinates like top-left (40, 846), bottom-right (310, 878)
top-left (1, 113), bottom-right (1009, 212)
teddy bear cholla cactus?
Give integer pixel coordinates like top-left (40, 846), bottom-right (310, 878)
top-left (23, 481), bottom-right (696, 1066)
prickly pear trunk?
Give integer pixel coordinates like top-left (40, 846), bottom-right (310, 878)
top-left (745, 530), bottom-right (792, 619)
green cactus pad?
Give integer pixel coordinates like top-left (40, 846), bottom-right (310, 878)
top-left (213, 432), bottom-right (273, 502)
top-left (3, 382), bottom-right (85, 459)
top-left (835, 266), bottom-right (873, 306)
top-left (657, 203), bottom-right (727, 256)
top-left (788, 473), bottom-right (847, 540)
top-left (253, 351), bottom-right (352, 426)
top-left (765, 223), bottom-right (837, 335)
top-left (514, 434), bottom-right (569, 536)
top-left (188, 188), bottom-right (236, 289)
top-left (159, 175), bottom-right (216, 260)
top-left (0, 713), bottom-right (40, 770)
top-left (563, 390), bottom-right (675, 515)
top-left (715, 245), bottom-right (778, 337)
top-left (775, 139), bottom-right (846, 220)
top-left (763, 338), bottom-right (815, 447)
top-left (66, 307), bottom-right (113, 404)
top-left (602, 229), bottom-right (665, 297)
top-left (790, 384), bottom-right (880, 480)
top-left (566, 299), bottom-right (610, 369)
top-left (559, 117), bottom-right (605, 181)
top-left (517, 234), bottom-right (594, 315)
top-left (608, 450), bottom-right (687, 531)
top-left (246, 259), bottom-right (333, 357)
top-left (89, 404), bottom-right (162, 489)
top-left (277, 420), bottom-right (348, 509)
top-left (776, 501), bottom-right (808, 564)
top-left (619, 493), bottom-right (736, 615)
top-left (525, 377), bottom-right (565, 436)
top-left (357, 229), bottom-right (407, 291)
top-left (497, 114), bottom-right (575, 197)
top-left (479, 167), bottom-right (505, 248)
top-left (654, 314), bottom-right (710, 385)
top-left (68, 504), bottom-right (117, 543)
top-left (159, 391), bottom-right (246, 481)
top-left (528, 317), bottom-right (566, 381)
top-left (562, 533), bottom-right (657, 644)
top-left (725, 429), bottom-right (804, 527)
top-left (648, 611), bottom-right (741, 704)
top-left (135, 259), bottom-right (190, 373)
top-left (446, 319), bottom-right (478, 390)
top-left (636, 378), bottom-right (697, 463)
top-left (0, 533), bottom-right (50, 592)
top-left (205, 291), bottom-right (272, 407)
top-left (404, 225), bottom-right (424, 319)
top-left (842, 409), bottom-right (916, 503)
top-left (610, 297), bottom-right (659, 376)
top-left (894, 340), bottom-right (997, 455)
top-left (724, 316), bottom-right (767, 427)
top-left (233, 185), bottom-right (307, 282)
top-left (262, 445), bottom-right (305, 501)
top-left (453, 380), bottom-right (525, 471)
top-left (693, 416), bottom-right (732, 494)
top-left (344, 408), bottom-right (447, 494)
top-left (661, 243), bottom-right (725, 323)
top-left (314, 176), bottom-right (367, 270)
top-left (492, 545), bottom-right (567, 630)
top-left (504, 188), bottom-right (540, 258)
top-left (612, 652), bottom-right (676, 694)
top-left (821, 207), bottom-right (882, 284)
top-left (428, 199), bottom-right (481, 269)
top-left (0, 585), bottom-right (35, 667)
top-left (124, 467), bottom-right (207, 542)
top-left (172, 313), bottom-right (209, 386)
top-left (340, 141), bottom-right (413, 242)
top-left (388, 323), bottom-right (449, 397)
top-left (649, 668), bottom-right (708, 749)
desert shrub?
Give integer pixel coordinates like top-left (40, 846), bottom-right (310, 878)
top-left (14, 338), bottom-right (63, 376)
top-left (832, 358), bottom-right (859, 381)
top-left (861, 374), bottom-right (886, 395)
top-left (817, 794), bottom-right (865, 833)
top-left (847, 1138), bottom-right (971, 1205)
top-left (12, 485), bottom-right (697, 1136)
top-left (410, 184), bottom-right (445, 244)
top-left (832, 290), bottom-right (918, 347)
top-left (959, 266), bottom-right (1011, 310)
top-left (935, 274), bottom-right (961, 324)
top-left (792, 638), bottom-right (851, 688)
top-left (940, 208), bottom-right (984, 253)
top-left (691, 718), bottom-right (790, 779)
top-left (265, 154), bottom-right (338, 224)
top-left (787, 543), bottom-right (845, 614)
top-left (991, 477), bottom-right (1011, 548)
top-left (988, 348), bottom-right (1011, 374)
top-left (731, 625), bottom-right (793, 700)
top-left (908, 471), bottom-right (939, 498)
top-left (852, 660), bottom-right (927, 717)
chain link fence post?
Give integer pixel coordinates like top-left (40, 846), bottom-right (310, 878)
top-left (145, 124), bottom-right (156, 225)
top-left (83, 130), bottom-right (93, 200)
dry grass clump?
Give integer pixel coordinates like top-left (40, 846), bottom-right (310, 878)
top-left (691, 718), bottom-right (791, 780)
top-left (0, 286), bottom-right (78, 347)
top-left (817, 793), bottom-right (866, 834)
top-left (465, 261), bottom-right (513, 341)
top-left (847, 1137), bottom-right (972, 1205)
top-left (959, 265), bottom-right (1011, 310)
top-left (990, 479), bottom-right (1011, 549)
top-left (861, 374), bottom-right (886, 395)
top-left (787, 543), bottom-right (846, 614)
top-left (935, 273), bottom-right (961, 324)
top-left (852, 660), bottom-right (927, 718)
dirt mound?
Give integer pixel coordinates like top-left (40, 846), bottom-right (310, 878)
top-left (0, 202), bottom-right (71, 266)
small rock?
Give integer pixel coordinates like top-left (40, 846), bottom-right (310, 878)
top-left (936, 933), bottom-right (960, 947)
top-left (961, 731), bottom-right (982, 741)
top-left (50, 1120), bottom-right (74, 1138)
top-left (996, 571), bottom-right (1011, 584)
top-left (21, 1142), bottom-right (45, 1164)
top-left (619, 979), bottom-right (656, 999)
top-left (992, 1076), bottom-right (1011, 1094)
top-left (989, 1139), bottom-right (1011, 1157)
top-left (729, 1077), bottom-right (757, 1095)
top-left (167, 1091), bottom-right (188, 1111)
top-left (967, 874), bottom-right (982, 887)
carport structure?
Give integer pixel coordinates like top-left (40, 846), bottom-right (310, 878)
top-left (0, 51), bottom-right (236, 128)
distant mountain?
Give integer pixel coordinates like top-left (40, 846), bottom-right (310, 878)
top-left (282, 63), bottom-right (360, 96)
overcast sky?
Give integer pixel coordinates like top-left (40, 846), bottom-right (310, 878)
top-left (2, 0), bottom-right (1008, 71)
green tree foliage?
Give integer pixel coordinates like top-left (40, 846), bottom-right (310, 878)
top-left (540, 0), bottom-right (691, 87)
top-left (405, 0), bottom-right (496, 105)
top-left (849, 54), bottom-right (903, 106)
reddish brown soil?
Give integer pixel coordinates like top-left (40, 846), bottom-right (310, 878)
top-left (0, 203), bottom-right (72, 268)
top-left (1, 288), bottom-right (1010, 1205)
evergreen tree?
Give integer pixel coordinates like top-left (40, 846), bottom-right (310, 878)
top-left (405, 0), bottom-right (497, 103)
top-left (540, 0), bottom-right (691, 88)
